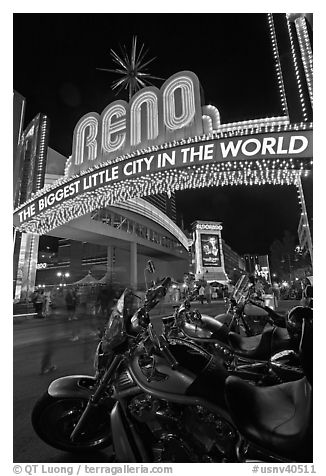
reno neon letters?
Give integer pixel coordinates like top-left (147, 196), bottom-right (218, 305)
top-left (70, 71), bottom-right (205, 176)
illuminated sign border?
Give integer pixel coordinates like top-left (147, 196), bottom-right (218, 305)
top-left (13, 126), bottom-right (312, 234)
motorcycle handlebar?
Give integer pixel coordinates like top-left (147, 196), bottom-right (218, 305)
top-left (130, 277), bottom-right (172, 331)
top-left (148, 324), bottom-right (179, 369)
top-left (157, 335), bottom-right (179, 369)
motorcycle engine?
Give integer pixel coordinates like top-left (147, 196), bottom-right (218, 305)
top-left (128, 394), bottom-right (237, 462)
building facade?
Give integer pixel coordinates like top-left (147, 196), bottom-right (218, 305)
top-left (13, 93), bottom-right (50, 301)
top-left (35, 199), bottom-right (190, 290)
top-left (243, 254), bottom-right (271, 282)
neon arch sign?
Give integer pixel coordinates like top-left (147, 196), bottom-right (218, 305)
top-left (13, 69), bottom-right (312, 235)
top-left (69, 71), bottom-right (215, 176)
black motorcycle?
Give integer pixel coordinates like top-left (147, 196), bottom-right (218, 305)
top-left (213, 275), bottom-right (286, 336)
top-left (162, 293), bottom-right (303, 385)
top-left (32, 278), bottom-right (312, 462)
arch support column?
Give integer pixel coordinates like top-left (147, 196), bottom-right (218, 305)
top-left (130, 241), bottom-right (137, 290)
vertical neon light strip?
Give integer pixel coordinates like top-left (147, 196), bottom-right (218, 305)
top-left (130, 92), bottom-right (159, 146)
top-left (35, 115), bottom-right (48, 191)
top-left (286, 15), bottom-right (308, 121)
top-left (75, 116), bottom-right (98, 165)
top-left (296, 173), bottom-right (313, 264)
top-left (14, 232), bottom-right (28, 301)
top-left (102, 105), bottom-right (127, 153)
top-left (163, 77), bottom-right (196, 129)
top-left (295, 16), bottom-right (313, 108)
top-left (267, 13), bottom-right (289, 117)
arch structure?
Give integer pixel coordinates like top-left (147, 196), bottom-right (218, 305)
top-left (13, 70), bottom-right (313, 238)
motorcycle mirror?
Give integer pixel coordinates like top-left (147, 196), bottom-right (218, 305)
top-left (147, 260), bottom-right (155, 273)
top-left (144, 260), bottom-right (156, 290)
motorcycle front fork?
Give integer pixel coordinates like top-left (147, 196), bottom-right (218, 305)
top-left (70, 354), bottom-right (122, 442)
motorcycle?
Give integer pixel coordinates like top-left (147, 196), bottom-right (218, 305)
top-left (32, 277), bottom-right (312, 462)
top-left (215, 275), bottom-right (286, 336)
top-left (162, 292), bottom-right (303, 385)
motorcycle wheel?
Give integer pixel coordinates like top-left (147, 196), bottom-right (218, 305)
top-left (31, 392), bottom-right (112, 452)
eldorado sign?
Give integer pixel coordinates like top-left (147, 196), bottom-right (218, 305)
top-left (13, 70), bottom-right (313, 233)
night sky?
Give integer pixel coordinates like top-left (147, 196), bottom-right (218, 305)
top-left (13, 13), bottom-right (312, 254)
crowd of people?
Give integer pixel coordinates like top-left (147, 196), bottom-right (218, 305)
top-left (30, 284), bottom-right (116, 320)
top-left (30, 284), bottom-right (117, 375)
top-left (29, 274), bottom-right (312, 375)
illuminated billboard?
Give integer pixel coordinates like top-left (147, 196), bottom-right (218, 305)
top-left (200, 234), bottom-right (221, 268)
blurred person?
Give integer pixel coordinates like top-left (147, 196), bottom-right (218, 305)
top-left (212, 286), bottom-right (217, 300)
top-left (77, 287), bottom-right (88, 318)
top-left (96, 284), bottom-right (115, 320)
top-left (65, 288), bottom-right (77, 321)
top-left (43, 290), bottom-right (51, 317)
top-left (205, 284), bottom-right (212, 304)
top-left (33, 289), bottom-right (45, 318)
top-left (272, 281), bottom-right (280, 307)
top-left (39, 321), bottom-right (57, 374)
top-left (198, 285), bottom-right (205, 304)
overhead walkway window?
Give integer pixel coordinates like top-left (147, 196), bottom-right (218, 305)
top-left (91, 209), bottom-right (182, 251)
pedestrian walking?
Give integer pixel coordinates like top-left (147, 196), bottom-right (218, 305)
top-left (205, 284), bottom-right (212, 304)
top-left (65, 288), bottom-right (77, 320)
top-left (39, 321), bottom-right (57, 375)
top-left (32, 289), bottom-right (45, 318)
top-left (198, 285), bottom-right (205, 304)
top-left (42, 290), bottom-right (51, 317)
top-left (212, 286), bottom-right (217, 300)
top-left (272, 282), bottom-right (280, 308)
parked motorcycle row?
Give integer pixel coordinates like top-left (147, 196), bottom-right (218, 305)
top-left (32, 267), bottom-right (313, 463)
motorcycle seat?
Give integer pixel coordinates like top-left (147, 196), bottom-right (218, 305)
top-left (228, 326), bottom-right (292, 360)
top-left (225, 375), bottom-right (312, 461)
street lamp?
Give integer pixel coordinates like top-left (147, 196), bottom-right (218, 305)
top-left (57, 270), bottom-right (70, 288)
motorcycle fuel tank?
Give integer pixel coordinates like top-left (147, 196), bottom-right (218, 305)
top-left (128, 340), bottom-right (211, 396)
top-left (182, 314), bottom-right (230, 344)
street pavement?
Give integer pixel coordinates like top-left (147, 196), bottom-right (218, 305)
top-left (13, 299), bottom-right (299, 463)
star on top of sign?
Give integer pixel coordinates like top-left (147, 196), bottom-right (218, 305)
top-left (97, 36), bottom-right (164, 100)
